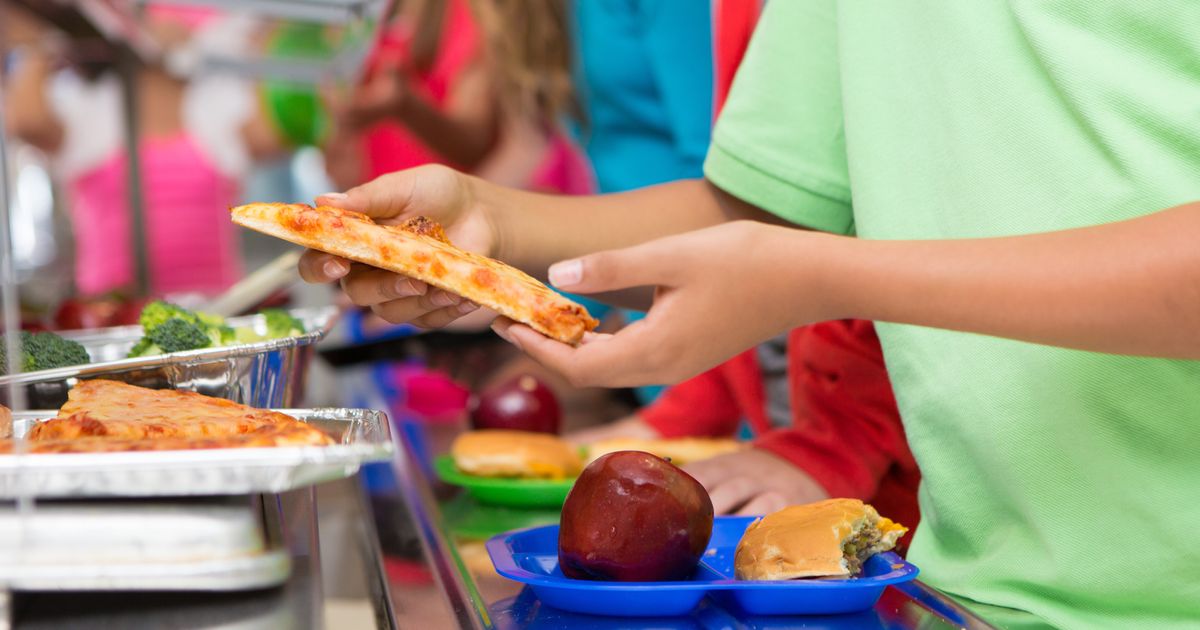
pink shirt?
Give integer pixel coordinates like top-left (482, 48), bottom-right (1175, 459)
top-left (362, 0), bottom-right (592, 196)
top-left (69, 134), bottom-right (241, 296)
top-left (50, 18), bottom-right (256, 298)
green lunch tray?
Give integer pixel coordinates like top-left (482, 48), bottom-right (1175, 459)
top-left (440, 493), bottom-right (560, 541)
top-left (433, 455), bottom-right (576, 509)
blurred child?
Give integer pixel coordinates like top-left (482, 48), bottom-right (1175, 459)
top-left (327, 0), bottom-right (590, 195)
top-left (2, 6), bottom-right (278, 298)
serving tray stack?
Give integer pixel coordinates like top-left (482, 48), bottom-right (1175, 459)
top-left (0, 497), bottom-right (290, 591)
top-left (0, 408), bottom-right (392, 596)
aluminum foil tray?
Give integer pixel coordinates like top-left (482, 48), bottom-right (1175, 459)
top-left (0, 408), bottom-right (393, 498)
top-left (0, 497), bottom-right (289, 591)
top-left (0, 306), bottom-right (339, 409)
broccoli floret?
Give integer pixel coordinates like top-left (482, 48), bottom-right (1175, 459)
top-left (147, 318), bottom-right (212, 353)
top-left (139, 300), bottom-right (202, 331)
top-left (233, 327), bottom-right (266, 344)
top-left (260, 309), bottom-right (306, 339)
top-left (215, 324), bottom-right (237, 345)
top-left (131, 301), bottom-right (230, 357)
top-left (195, 311), bottom-right (228, 329)
top-left (0, 330), bottom-right (90, 374)
top-left (126, 336), bottom-right (161, 358)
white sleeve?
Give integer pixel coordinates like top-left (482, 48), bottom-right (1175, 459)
top-left (47, 71), bottom-right (122, 179)
top-left (182, 73), bottom-right (255, 177)
top-left (180, 14), bottom-right (259, 178)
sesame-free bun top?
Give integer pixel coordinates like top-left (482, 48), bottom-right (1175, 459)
top-left (451, 429), bottom-right (582, 479)
top-left (585, 437), bottom-right (743, 466)
top-left (734, 498), bottom-right (908, 580)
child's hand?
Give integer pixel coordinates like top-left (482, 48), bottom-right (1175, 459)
top-left (683, 449), bottom-right (829, 515)
top-left (340, 67), bottom-right (409, 131)
top-left (493, 221), bottom-right (828, 388)
top-left (565, 415), bottom-right (660, 446)
top-left (298, 164), bottom-right (497, 329)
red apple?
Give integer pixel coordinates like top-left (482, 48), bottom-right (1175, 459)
top-left (469, 374), bottom-right (561, 434)
top-left (558, 451), bottom-right (714, 582)
top-left (53, 298), bottom-right (114, 330)
top-left (109, 296), bottom-right (150, 326)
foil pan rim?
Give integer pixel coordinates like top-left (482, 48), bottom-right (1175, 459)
top-left (0, 305), bottom-right (339, 387)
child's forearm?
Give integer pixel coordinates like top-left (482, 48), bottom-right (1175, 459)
top-left (809, 202), bottom-right (1200, 358)
top-left (394, 87), bottom-right (497, 169)
top-left (476, 177), bottom-right (781, 284)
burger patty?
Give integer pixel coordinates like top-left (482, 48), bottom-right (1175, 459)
top-left (841, 524), bottom-right (883, 575)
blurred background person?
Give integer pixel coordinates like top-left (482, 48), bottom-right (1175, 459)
top-left (2, 4), bottom-right (282, 301)
top-left (324, 0), bottom-right (590, 195)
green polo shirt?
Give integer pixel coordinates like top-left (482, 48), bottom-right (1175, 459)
top-left (706, 2), bottom-right (1200, 628)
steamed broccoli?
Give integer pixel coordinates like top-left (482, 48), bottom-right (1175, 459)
top-left (216, 324), bottom-right (237, 345)
top-left (196, 311), bottom-right (227, 329)
top-left (147, 318), bottom-right (213, 353)
top-left (139, 300), bottom-right (203, 331)
top-left (129, 301), bottom-right (227, 357)
top-left (127, 336), bottom-right (160, 358)
top-left (0, 331), bottom-right (91, 374)
top-left (234, 327), bottom-right (266, 344)
top-left (125, 301), bottom-right (304, 358)
top-left (261, 308), bottom-right (306, 339)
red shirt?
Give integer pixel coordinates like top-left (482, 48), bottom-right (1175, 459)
top-left (641, 320), bottom-right (921, 539)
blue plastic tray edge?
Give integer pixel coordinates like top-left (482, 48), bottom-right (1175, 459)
top-left (485, 519), bottom-right (919, 592)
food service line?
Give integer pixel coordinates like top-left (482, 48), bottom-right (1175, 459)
top-left (377, 420), bottom-right (1000, 629)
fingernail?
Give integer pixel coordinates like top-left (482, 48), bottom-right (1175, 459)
top-left (393, 277), bottom-right (426, 297)
top-left (430, 291), bottom-right (461, 307)
top-left (456, 301), bottom-right (479, 315)
top-left (319, 192), bottom-right (348, 202)
top-left (548, 260), bottom-right (583, 288)
top-left (324, 259), bottom-right (349, 279)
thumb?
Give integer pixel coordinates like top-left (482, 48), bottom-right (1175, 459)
top-left (316, 165), bottom-right (462, 223)
top-left (314, 170), bottom-right (421, 220)
top-left (548, 242), bottom-right (675, 294)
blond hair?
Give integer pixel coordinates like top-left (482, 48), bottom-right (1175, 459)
top-left (469, 0), bottom-right (581, 126)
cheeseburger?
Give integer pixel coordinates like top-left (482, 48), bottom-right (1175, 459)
top-left (735, 498), bottom-right (908, 580)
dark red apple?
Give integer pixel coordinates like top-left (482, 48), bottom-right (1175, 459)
top-left (558, 451), bottom-right (714, 582)
top-left (110, 296), bottom-right (150, 326)
top-left (53, 298), bottom-right (113, 330)
top-left (469, 374), bottom-right (561, 434)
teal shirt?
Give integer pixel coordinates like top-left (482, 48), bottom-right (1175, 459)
top-left (570, 0), bottom-right (713, 402)
top-left (706, 2), bottom-right (1200, 628)
top-left (571, 0), bottom-right (714, 195)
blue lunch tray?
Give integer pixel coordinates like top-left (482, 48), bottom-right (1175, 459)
top-left (486, 515), bottom-right (919, 617)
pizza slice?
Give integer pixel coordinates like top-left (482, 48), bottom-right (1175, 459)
top-left (25, 380), bottom-right (333, 447)
top-left (3, 421), bottom-right (333, 453)
top-left (230, 203), bottom-right (598, 345)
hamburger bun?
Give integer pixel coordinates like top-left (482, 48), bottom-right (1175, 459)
top-left (451, 429), bottom-right (582, 479)
top-left (586, 437), bottom-right (743, 466)
top-left (734, 498), bottom-right (908, 580)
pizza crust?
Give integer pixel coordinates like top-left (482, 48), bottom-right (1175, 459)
top-left (231, 203), bottom-right (598, 345)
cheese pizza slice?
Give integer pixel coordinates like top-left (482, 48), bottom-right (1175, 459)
top-left (230, 203), bottom-right (598, 345)
top-left (3, 424), bottom-right (332, 454)
top-left (26, 380), bottom-right (332, 447)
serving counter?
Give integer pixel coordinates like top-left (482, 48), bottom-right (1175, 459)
top-left (375, 420), bottom-right (1000, 630)
top-left (3, 417), bottom-right (999, 630)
